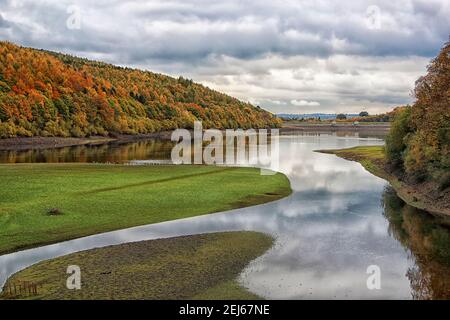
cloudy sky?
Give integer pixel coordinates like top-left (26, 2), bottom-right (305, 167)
top-left (0, 0), bottom-right (449, 114)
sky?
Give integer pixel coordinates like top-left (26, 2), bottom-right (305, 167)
top-left (0, 0), bottom-right (449, 114)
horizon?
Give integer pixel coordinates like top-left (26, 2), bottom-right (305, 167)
top-left (0, 1), bottom-right (448, 115)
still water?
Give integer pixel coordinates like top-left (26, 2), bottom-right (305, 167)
top-left (0, 131), bottom-right (449, 299)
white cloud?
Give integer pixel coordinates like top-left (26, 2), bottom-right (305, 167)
top-left (268, 100), bottom-right (286, 105)
top-left (291, 100), bottom-right (321, 107)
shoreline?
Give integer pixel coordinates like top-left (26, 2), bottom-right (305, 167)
top-left (317, 146), bottom-right (450, 218)
top-left (281, 123), bottom-right (390, 132)
top-left (0, 132), bottom-right (174, 151)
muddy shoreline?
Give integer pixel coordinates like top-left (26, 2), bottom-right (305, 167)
top-left (0, 131), bottom-right (173, 151)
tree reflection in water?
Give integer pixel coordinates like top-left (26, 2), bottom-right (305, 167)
top-left (382, 187), bottom-right (450, 299)
top-left (0, 139), bottom-right (175, 163)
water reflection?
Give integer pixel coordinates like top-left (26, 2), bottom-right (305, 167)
top-left (0, 131), bottom-right (449, 299)
top-left (382, 188), bottom-right (450, 299)
top-left (0, 139), bottom-right (174, 163)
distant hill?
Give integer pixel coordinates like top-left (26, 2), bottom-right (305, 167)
top-left (277, 113), bottom-right (359, 120)
top-left (0, 41), bottom-right (280, 138)
top-left (277, 111), bottom-right (398, 122)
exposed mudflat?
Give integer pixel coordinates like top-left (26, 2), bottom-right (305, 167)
top-left (1, 232), bottom-right (273, 300)
top-left (0, 132), bottom-right (173, 151)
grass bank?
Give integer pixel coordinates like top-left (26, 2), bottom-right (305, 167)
top-left (0, 164), bottom-right (291, 254)
top-left (318, 146), bottom-right (450, 217)
top-left (1, 231), bottom-right (273, 300)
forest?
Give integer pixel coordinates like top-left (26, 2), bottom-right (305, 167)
top-left (386, 40), bottom-right (450, 190)
top-left (0, 41), bottom-right (280, 138)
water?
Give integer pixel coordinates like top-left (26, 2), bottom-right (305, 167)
top-left (1, 131), bottom-right (449, 299)
top-left (0, 138), bottom-right (174, 164)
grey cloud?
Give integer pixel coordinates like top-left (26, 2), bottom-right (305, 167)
top-left (0, 14), bottom-right (9, 28)
top-left (1, 0), bottom-right (448, 63)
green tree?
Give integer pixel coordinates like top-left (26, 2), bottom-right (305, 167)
top-left (359, 111), bottom-right (369, 117)
top-left (385, 107), bottom-right (412, 167)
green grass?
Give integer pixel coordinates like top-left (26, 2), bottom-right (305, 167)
top-left (1, 231), bottom-right (273, 300)
top-left (318, 146), bottom-right (386, 177)
top-left (319, 145), bottom-right (385, 160)
top-left (0, 164), bottom-right (291, 254)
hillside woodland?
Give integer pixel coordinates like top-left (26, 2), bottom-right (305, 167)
top-left (0, 41), bottom-right (280, 138)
